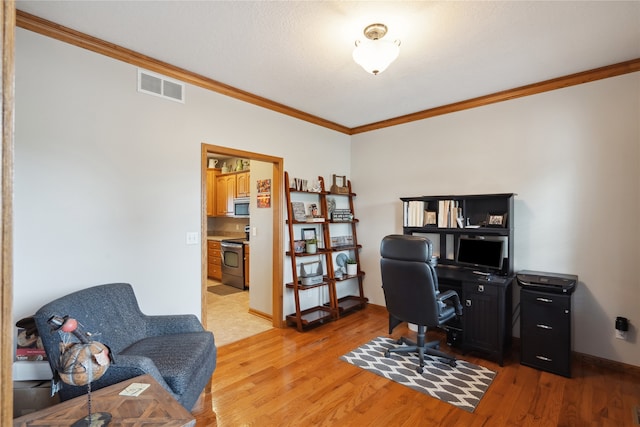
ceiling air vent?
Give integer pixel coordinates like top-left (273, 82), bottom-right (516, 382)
top-left (137, 69), bottom-right (185, 103)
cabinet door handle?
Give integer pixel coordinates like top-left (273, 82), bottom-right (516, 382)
top-left (477, 284), bottom-right (484, 292)
top-left (536, 355), bottom-right (553, 362)
top-left (465, 299), bottom-right (472, 307)
top-left (536, 297), bottom-right (553, 303)
top-left (536, 324), bottom-right (553, 330)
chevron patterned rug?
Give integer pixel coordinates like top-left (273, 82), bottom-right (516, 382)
top-left (340, 336), bottom-right (496, 412)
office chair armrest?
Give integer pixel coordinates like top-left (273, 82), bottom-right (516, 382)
top-left (437, 289), bottom-right (463, 315)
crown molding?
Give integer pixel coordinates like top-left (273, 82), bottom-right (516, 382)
top-left (350, 58), bottom-right (640, 134)
top-left (16, 10), bottom-right (640, 136)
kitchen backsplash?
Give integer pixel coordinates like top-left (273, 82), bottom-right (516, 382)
top-left (207, 216), bottom-right (249, 236)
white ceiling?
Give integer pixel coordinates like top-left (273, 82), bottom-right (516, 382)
top-left (15, 1), bottom-right (640, 129)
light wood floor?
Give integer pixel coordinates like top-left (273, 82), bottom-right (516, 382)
top-left (205, 280), bottom-right (273, 347)
top-left (192, 305), bottom-right (640, 426)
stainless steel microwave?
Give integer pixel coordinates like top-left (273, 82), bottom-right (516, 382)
top-left (233, 197), bottom-right (250, 217)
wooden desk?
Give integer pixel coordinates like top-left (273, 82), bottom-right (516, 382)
top-left (13, 374), bottom-right (195, 426)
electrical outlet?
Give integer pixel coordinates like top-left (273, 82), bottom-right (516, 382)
top-left (615, 330), bottom-right (627, 340)
top-left (186, 232), bottom-right (199, 245)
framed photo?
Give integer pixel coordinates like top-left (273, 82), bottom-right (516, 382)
top-left (291, 202), bottom-right (306, 222)
top-left (487, 213), bottom-right (507, 227)
top-left (301, 228), bottom-right (317, 241)
top-left (424, 211), bottom-right (437, 226)
top-left (307, 203), bottom-right (319, 217)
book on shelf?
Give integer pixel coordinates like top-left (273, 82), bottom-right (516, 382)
top-left (403, 201), bottom-right (425, 227)
top-left (305, 216), bottom-right (325, 223)
top-left (16, 328), bottom-right (47, 361)
top-left (438, 200), bottom-right (461, 228)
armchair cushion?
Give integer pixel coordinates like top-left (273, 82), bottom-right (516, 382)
top-left (34, 283), bottom-right (216, 411)
top-left (119, 332), bottom-right (212, 397)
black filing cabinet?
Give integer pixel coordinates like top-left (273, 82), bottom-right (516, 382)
top-left (520, 289), bottom-right (572, 377)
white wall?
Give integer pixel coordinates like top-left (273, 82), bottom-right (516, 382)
top-left (13, 29), bottom-right (350, 322)
top-left (352, 72), bottom-right (640, 366)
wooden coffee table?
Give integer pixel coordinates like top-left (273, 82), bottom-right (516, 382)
top-left (13, 374), bottom-right (195, 426)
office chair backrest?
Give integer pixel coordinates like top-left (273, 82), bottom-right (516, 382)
top-left (380, 234), bottom-right (440, 326)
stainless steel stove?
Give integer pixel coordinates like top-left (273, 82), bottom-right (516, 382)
top-left (221, 238), bottom-right (245, 289)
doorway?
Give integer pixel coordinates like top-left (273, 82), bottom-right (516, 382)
top-left (201, 144), bottom-right (284, 344)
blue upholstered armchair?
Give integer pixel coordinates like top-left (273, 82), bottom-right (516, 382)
top-left (33, 283), bottom-right (216, 411)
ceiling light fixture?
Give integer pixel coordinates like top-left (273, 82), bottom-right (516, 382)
top-left (352, 23), bottom-right (400, 75)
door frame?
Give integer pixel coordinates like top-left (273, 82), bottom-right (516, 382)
top-left (201, 144), bottom-right (284, 328)
top-left (1, 1), bottom-right (15, 418)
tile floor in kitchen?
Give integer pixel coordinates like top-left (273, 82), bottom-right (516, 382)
top-left (205, 279), bottom-right (273, 347)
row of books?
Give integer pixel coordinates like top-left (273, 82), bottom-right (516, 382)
top-left (403, 200), bottom-right (463, 228)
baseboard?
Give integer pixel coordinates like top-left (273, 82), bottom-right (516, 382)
top-left (248, 307), bottom-right (271, 322)
top-left (573, 351), bottom-right (640, 376)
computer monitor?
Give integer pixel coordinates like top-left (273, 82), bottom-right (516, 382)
top-left (456, 237), bottom-right (504, 272)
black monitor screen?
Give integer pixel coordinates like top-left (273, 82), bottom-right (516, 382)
top-left (456, 237), bottom-right (504, 271)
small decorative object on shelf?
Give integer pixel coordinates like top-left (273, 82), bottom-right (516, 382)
top-left (487, 212), bottom-right (508, 227)
top-left (305, 238), bottom-right (317, 254)
top-left (290, 177), bottom-right (309, 191)
top-left (346, 259), bottom-right (358, 276)
top-left (326, 197), bottom-right (336, 218)
top-left (331, 235), bottom-right (354, 248)
top-left (331, 209), bottom-right (352, 221)
top-left (293, 240), bottom-right (306, 253)
top-left (299, 261), bottom-right (323, 286)
top-left (330, 174), bottom-right (349, 194)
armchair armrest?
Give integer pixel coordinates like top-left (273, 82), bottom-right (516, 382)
top-left (437, 289), bottom-right (463, 315)
top-left (144, 314), bottom-right (205, 337)
top-left (101, 354), bottom-right (176, 396)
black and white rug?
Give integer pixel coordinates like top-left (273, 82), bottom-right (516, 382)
top-left (340, 336), bottom-right (496, 412)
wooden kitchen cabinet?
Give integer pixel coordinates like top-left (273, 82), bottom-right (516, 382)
top-left (205, 169), bottom-right (219, 217)
top-left (209, 168), bottom-right (250, 217)
top-left (236, 171), bottom-right (250, 197)
top-left (207, 240), bottom-right (221, 280)
top-left (244, 243), bottom-right (250, 287)
top-left (215, 175), bottom-right (236, 216)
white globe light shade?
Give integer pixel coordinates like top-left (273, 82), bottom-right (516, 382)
top-left (352, 39), bottom-right (400, 75)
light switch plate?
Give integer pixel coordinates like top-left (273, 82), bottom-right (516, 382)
top-left (186, 232), bottom-right (199, 245)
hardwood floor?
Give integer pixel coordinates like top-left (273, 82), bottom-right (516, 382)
top-left (192, 305), bottom-right (640, 426)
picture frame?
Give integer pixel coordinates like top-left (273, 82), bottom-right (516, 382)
top-left (424, 211), bottom-right (437, 226)
top-left (301, 228), bottom-right (317, 241)
top-left (487, 212), bottom-right (507, 227)
top-left (307, 203), bottom-right (319, 217)
top-left (291, 202), bottom-right (306, 222)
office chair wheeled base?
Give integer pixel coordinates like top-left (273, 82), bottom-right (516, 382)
top-left (385, 328), bottom-right (457, 373)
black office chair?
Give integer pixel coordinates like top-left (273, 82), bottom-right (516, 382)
top-left (380, 234), bottom-right (462, 373)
